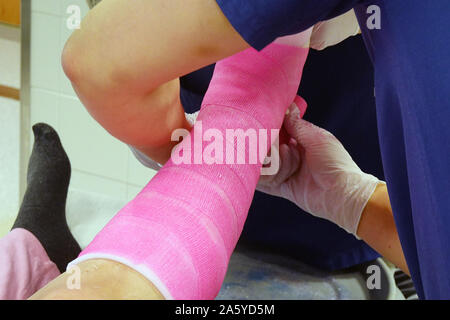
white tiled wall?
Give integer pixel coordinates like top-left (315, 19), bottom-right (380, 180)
top-left (0, 97), bottom-right (20, 237)
top-left (0, 23), bottom-right (21, 236)
top-left (29, 0), bottom-right (156, 201)
top-left (0, 24), bottom-right (20, 88)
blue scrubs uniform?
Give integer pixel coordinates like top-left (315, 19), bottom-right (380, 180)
top-left (180, 35), bottom-right (381, 271)
top-left (214, 0), bottom-right (450, 299)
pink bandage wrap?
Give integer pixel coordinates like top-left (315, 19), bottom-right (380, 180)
top-left (70, 39), bottom-right (310, 299)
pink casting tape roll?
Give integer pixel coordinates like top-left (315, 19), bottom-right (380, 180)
top-left (69, 31), bottom-right (311, 300)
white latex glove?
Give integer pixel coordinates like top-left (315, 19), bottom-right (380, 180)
top-left (257, 104), bottom-right (382, 236)
top-left (310, 9), bottom-right (360, 50)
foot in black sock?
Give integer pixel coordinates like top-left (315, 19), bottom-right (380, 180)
top-left (12, 123), bottom-right (81, 272)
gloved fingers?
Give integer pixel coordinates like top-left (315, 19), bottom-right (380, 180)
top-left (257, 143), bottom-right (300, 192)
top-left (283, 107), bottom-right (364, 176)
top-left (274, 143), bottom-right (301, 185)
top-left (284, 106), bottom-right (334, 147)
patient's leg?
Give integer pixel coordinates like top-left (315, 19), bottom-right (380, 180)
top-left (32, 31), bottom-right (311, 300)
top-left (12, 124), bottom-right (81, 272)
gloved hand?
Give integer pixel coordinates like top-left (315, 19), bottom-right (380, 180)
top-left (257, 104), bottom-right (383, 236)
top-left (310, 9), bottom-right (360, 50)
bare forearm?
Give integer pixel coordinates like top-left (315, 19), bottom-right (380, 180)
top-left (357, 184), bottom-right (409, 275)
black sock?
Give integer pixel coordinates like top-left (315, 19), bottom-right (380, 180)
top-left (12, 123), bottom-right (81, 272)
